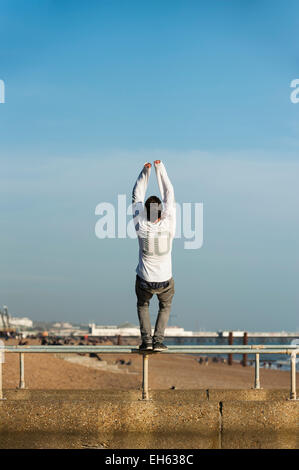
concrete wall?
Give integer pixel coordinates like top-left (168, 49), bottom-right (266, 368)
top-left (0, 389), bottom-right (298, 449)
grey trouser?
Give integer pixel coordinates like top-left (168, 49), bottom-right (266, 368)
top-left (135, 276), bottom-right (175, 343)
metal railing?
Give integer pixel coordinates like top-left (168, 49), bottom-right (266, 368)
top-left (0, 345), bottom-right (298, 401)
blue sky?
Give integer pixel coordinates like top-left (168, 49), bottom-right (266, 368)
top-left (0, 0), bottom-right (299, 331)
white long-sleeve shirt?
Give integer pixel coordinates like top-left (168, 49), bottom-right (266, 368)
top-left (132, 162), bottom-right (176, 282)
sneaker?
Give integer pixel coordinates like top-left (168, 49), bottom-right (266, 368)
top-left (139, 341), bottom-right (152, 351)
top-left (153, 342), bottom-right (168, 352)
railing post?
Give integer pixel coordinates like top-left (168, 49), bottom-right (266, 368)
top-left (289, 351), bottom-right (297, 400)
top-left (254, 353), bottom-right (260, 389)
top-left (242, 332), bottom-right (248, 367)
top-left (142, 353), bottom-right (149, 400)
top-left (19, 353), bottom-right (25, 389)
top-left (0, 349), bottom-right (5, 400)
top-left (228, 331), bottom-right (233, 365)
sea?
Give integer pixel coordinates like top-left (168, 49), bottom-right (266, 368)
top-left (164, 336), bottom-right (299, 371)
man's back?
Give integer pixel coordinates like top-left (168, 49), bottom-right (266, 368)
top-left (132, 161), bottom-right (176, 282)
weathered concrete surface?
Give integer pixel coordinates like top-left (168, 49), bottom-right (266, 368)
top-left (0, 401), bottom-right (100, 433)
top-left (0, 391), bottom-right (219, 449)
top-left (221, 401), bottom-right (299, 449)
top-left (0, 389), bottom-right (220, 449)
top-left (97, 431), bottom-right (219, 449)
top-left (221, 431), bottom-right (298, 449)
top-left (4, 388), bottom-right (297, 402)
top-left (220, 401), bottom-right (299, 449)
top-left (221, 401), bottom-right (298, 432)
top-left (0, 389), bottom-right (298, 449)
top-left (207, 389), bottom-right (296, 401)
top-left (2, 388), bottom-right (208, 402)
top-left (0, 431), bottom-right (219, 449)
top-left (2, 389), bottom-right (143, 402)
top-left (98, 400), bottom-right (219, 433)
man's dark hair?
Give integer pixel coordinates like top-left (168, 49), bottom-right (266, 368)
top-left (145, 196), bottom-right (162, 223)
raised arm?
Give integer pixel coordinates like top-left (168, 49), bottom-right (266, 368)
top-left (154, 160), bottom-right (175, 207)
top-left (154, 160), bottom-right (176, 236)
top-left (132, 163), bottom-right (151, 205)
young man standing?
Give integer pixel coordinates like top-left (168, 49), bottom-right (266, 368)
top-left (132, 160), bottom-right (176, 351)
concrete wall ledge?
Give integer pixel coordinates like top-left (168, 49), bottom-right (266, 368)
top-left (0, 389), bottom-right (298, 449)
top-left (2, 388), bottom-right (298, 402)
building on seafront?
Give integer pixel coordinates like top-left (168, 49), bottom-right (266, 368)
top-left (88, 323), bottom-right (202, 337)
top-left (88, 323), bottom-right (299, 340)
top-left (0, 305), bottom-right (33, 331)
